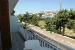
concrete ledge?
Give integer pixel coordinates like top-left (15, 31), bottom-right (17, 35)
top-left (18, 32), bottom-right (26, 41)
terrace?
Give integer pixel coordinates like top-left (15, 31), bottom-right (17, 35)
top-left (14, 22), bottom-right (74, 50)
top-left (2, 22), bottom-right (74, 50)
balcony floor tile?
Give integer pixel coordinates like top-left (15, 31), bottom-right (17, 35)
top-left (9, 32), bottom-right (25, 50)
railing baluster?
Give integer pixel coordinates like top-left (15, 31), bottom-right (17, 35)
top-left (46, 42), bottom-right (48, 48)
top-left (57, 43), bottom-right (59, 50)
top-left (24, 29), bottom-right (26, 38)
top-left (30, 33), bottom-right (31, 40)
top-left (49, 44), bottom-right (51, 49)
top-left (32, 34), bottom-right (33, 40)
top-left (21, 26), bottom-right (23, 33)
top-left (28, 33), bottom-right (30, 40)
top-left (35, 33), bottom-right (36, 40)
top-left (47, 43), bottom-right (50, 48)
top-left (52, 45), bottom-right (55, 50)
top-left (23, 28), bottom-right (24, 36)
top-left (25, 30), bottom-right (27, 40)
top-left (36, 35), bottom-right (38, 40)
top-left (26, 32), bottom-right (28, 40)
top-left (44, 41), bottom-right (45, 47)
top-left (21, 26), bottom-right (22, 33)
top-left (20, 26), bottom-right (21, 32)
top-left (29, 32), bottom-right (31, 40)
top-left (40, 39), bottom-right (41, 46)
top-left (19, 25), bottom-right (20, 32)
top-left (47, 42), bottom-right (48, 48)
top-left (48, 43), bottom-right (50, 48)
top-left (36, 36), bottom-right (37, 40)
top-left (42, 40), bottom-right (43, 47)
top-left (20, 26), bottom-right (21, 33)
top-left (27, 31), bottom-right (29, 40)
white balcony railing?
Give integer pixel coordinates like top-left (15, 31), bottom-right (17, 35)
top-left (18, 23), bottom-right (75, 50)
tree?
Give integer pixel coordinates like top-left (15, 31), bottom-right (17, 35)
top-left (55, 9), bottom-right (69, 35)
top-left (67, 19), bottom-right (74, 29)
top-left (30, 14), bottom-right (38, 26)
top-left (45, 17), bottom-right (58, 33)
top-left (22, 14), bottom-right (29, 26)
top-left (22, 12), bottom-right (30, 23)
top-left (11, 10), bottom-right (15, 16)
top-left (68, 9), bottom-right (75, 20)
top-left (19, 12), bottom-right (38, 26)
top-left (19, 16), bottom-right (23, 22)
top-left (73, 20), bottom-right (75, 32)
top-left (43, 9), bottom-right (75, 36)
top-left (67, 20), bottom-right (75, 33)
top-left (66, 9), bottom-right (75, 33)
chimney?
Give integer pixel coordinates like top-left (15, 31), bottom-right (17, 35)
top-left (60, 2), bottom-right (61, 10)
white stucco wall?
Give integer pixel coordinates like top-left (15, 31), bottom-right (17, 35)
top-left (10, 16), bottom-right (18, 32)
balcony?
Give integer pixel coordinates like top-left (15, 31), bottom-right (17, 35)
top-left (11, 23), bottom-right (74, 50)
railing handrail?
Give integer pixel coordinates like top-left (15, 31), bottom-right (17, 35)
top-left (24, 25), bottom-right (75, 50)
top-left (19, 24), bottom-right (75, 50)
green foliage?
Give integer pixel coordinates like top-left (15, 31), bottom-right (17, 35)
top-left (67, 20), bottom-right (75, 32)
top-left (11, 10), bottom-right (15, 16)
top-left (18, 12), bottom-right (38, 26)
top-left (39, 21), bottom-right (45, 25)
top-left (31, 15), bottom-right (38, 26)
top-left (19, 16), bottom-right (23, 22)
top-left (67, 9), bottom-right (75, 20)
top-left (45, 17), bottom-right (58, 33)
top-left (66, 9), bottom-right (75, 32)
top-left (73, 20), bottom-right (75, 32)
top-left (67, 19), bottom-right (74, 29)
top-left (45, 9), bottom-right (75, 35)
top-left (19, 9), bottom-right (75, 36)
top-left (56, 9), bottom-right (68, 26)
top-left (55, 9), bottom-right (69, 35)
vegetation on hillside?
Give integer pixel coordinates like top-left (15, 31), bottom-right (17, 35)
top-left (19, 9), bottom-right (75, 36)
top-left (19, 12), bottom-right (39, 26)
top-left (39, 21), bottom-right (45, 25)
top-left (45, 9), bottom-right (75, 36)
top-left (11, 10), bottom-right (15, 16)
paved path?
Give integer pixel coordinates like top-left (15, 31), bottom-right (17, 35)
top-left (9, 32), bottom-right (25, 50)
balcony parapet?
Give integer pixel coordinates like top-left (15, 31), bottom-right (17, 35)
top-left (18, 23), bottom-right (75, 50)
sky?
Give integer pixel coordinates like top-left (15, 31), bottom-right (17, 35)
top-left (14, 0), bottom-right (75, 15)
